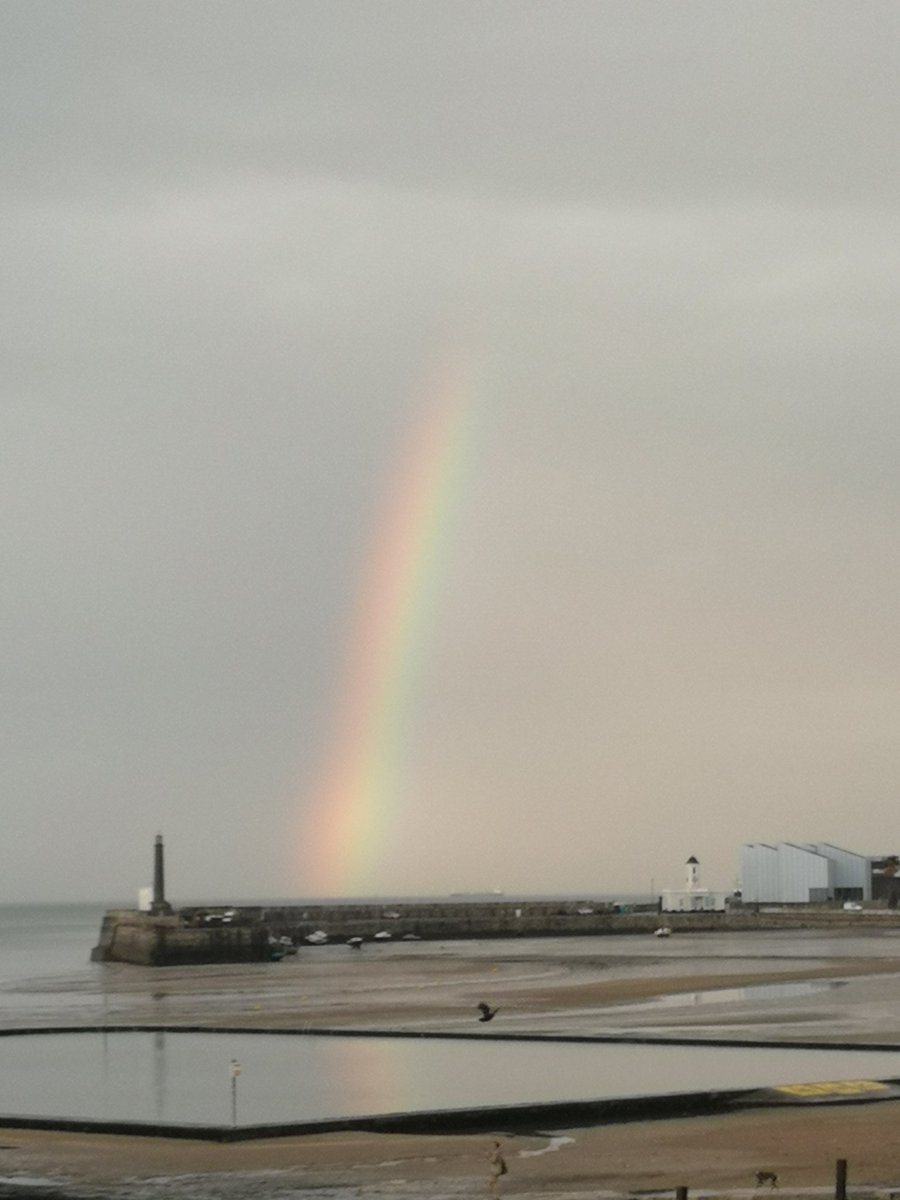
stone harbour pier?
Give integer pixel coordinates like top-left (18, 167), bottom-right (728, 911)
top-left (91, 837), bottom-right (900, 966)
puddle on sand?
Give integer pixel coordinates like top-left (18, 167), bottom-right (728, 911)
top-left (613, 978), bottom-right (849, 1011)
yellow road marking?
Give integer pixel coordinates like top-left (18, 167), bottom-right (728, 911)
top-left (774, 1080), bottom-right (889, 1098)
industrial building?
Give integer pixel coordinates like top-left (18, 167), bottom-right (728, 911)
top-left (740, 842), bottom-right (900, 906)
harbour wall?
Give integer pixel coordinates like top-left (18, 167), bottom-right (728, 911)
top-left (90, 910), bottom-right (272, 966)
top-left (92, 901), bottom-right (900, 966)
top-left (249, 901), bottom-right (900, 941)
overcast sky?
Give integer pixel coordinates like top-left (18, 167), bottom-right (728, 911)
top-left (4, 1), bottom-right (900, 903)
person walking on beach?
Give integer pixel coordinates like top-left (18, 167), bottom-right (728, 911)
top-left (487, 1140), bottom-right (508, 1196)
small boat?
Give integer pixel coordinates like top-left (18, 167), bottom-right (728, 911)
top-left (654, 926), bottom-right (672, 938)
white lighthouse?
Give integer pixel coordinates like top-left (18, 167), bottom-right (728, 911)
top-left (661, 855), bottom-right (727, 913)
top-left (686, 855), bottom-right (700, 890)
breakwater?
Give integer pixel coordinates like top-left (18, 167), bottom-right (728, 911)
top-left (237, 901), bottom-right (900, 941)
top-left (91, 910), bottom-right (272, 965)
top-left (91, 900), bottom-right (900, 965)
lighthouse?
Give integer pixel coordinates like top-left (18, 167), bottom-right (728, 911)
top-left (150, 834), bottom-right (173, 915)
top-left (661, 854), bottom-right (727, 913)
top-left (686, 855), bottom-right (701, 891)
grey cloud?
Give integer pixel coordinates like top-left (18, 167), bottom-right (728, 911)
top-left (3, 1), bottom-right (900, 901)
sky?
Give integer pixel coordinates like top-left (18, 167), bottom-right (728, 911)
top-left (3, 1), bottom-right (900, 904)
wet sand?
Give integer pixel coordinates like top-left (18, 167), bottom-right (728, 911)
top-left (86, 955), bottom-right (900, 1044)
top-left (13, 931), bottom-right (900, 1040)
top-left (5, 933), bottom-right (900, 1196)
top-left (6, 1103), bottom-right (900, 1198)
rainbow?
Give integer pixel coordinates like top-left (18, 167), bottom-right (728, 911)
top-left (300, 356), bottom-right (478, 895)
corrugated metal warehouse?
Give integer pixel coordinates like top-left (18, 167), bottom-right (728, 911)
top-left (740, 842), bottom-right (880, 904)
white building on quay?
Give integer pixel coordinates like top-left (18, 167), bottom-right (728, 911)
top-left (661, 856), bottom-right (729, 912)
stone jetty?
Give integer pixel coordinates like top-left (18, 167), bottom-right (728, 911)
top-left (89, 837), bottom-right (900, 966)
top-left (90, 897), bottom-right (900, 966)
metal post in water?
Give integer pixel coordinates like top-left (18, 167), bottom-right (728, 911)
top-left (230, 1059), bottom-right (241, 1126)
top-left (835, 1158), bottom-right (847, 1200)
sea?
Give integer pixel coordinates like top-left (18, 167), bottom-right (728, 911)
top-left (0, 902), bottom-right (112, 1013)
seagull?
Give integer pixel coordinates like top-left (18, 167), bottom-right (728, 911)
top-left (477, 1001), bottom-right (499, 1022)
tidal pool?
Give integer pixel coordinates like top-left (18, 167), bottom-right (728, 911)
top-left (2, 1032), bottom-right (900, 1127)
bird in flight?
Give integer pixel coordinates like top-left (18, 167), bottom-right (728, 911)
top-left (477, 1001), bottom-right (498, 1022)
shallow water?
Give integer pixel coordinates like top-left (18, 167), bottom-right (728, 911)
top-left (0, 904), bottom-right (110, 987)
top-left (610, 979), bottom-right (849, 1011)
top-left (2, 1030), bottom-right (900, 1126)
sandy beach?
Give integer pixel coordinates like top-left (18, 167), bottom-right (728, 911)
top-left (6, 1102), bottom-right (900, 1199)
top-left (5, 931), bottom-right (900, 1197)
